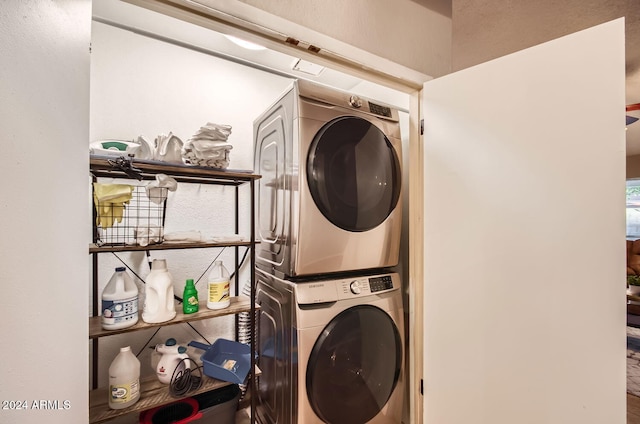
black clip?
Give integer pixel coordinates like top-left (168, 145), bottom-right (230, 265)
top-left (108, 155), bottom-right (143, 180)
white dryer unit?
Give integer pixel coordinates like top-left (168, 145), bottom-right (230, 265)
top-left (256, 268), bottom-right (404, 424)
top-left (254, 80), bottom-right (403, 278)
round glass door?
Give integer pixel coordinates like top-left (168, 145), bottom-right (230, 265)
top-left (306, 305), bottom-right (402, 424)
top-left (307, 116), bottom-right (401, 232)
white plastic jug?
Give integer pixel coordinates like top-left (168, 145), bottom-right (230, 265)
top-left (142, 259), bottom-right (176, 323)
top-left (102, 267), bottom-right (139, 330)
top-left (108, 346), bottom-right (140, 410)
top-left (207, 260), bottom-right (230, 310)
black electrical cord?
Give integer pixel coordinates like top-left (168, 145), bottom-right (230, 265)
top-left (169, 357), bottom-right (203, 397)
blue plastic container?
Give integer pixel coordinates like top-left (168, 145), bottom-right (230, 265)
top-left (188, 339), bottom-right (251, 384)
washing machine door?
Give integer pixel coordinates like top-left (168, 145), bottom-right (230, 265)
top-left (307, 116), bottom-right (401, 232)
top-left (306, 305), bottom-right (402, 424)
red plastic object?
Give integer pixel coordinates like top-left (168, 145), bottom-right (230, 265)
top-left (139, 397), bottom-right (202, 424)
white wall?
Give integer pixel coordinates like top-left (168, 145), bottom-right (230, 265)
top-left (0, 1), bottom-right (91, 423)
top-left (90, 22), bottom-right (294, 168)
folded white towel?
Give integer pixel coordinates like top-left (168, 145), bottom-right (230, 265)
top-left (163, 231), bottom-right (202, 243)
top-left (211, 234), bottom-right (245, 242)
top-left (182, 122), bottom-right (233, 168)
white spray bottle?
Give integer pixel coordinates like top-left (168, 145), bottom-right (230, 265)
top-left (153, 338), bottom-right (190, 384)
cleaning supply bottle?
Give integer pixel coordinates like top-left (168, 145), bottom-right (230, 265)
top-left (182, 279), bottom-right (199, 314)
top-left (207, 260), bottom-right (230, 310)
top-left (108, 346), bottom-right (140, 410)
top-left (153, 338), bottom-right (190, 384)
top-left (142, 259), bottom-right (176, 323)
top-left (101, 267), bottom-right (139, 330)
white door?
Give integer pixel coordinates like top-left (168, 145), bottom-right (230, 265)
top-left (422, 19), bottom-right (626, 424)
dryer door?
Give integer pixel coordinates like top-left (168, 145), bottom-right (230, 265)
top-left (306, 305), bottom-right (402, 424)
top-left (307, 116), bottom-right (401, 232)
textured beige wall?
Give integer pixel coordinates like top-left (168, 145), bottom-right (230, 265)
top-left (452, 0), bottom-right (635, 71)
top-left (452, 1), bottom-right (640, 157)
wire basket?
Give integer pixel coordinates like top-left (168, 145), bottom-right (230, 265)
top-left (93, 184), bottom-right (167, 246)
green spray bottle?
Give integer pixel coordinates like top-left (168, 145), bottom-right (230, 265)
top-left (182, 279), bottom-right (199, 314)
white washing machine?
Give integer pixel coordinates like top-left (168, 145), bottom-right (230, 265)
top-left (254, 80), bottom-right (403, 278)
top-left (256, 268), bottom-right (404, 424)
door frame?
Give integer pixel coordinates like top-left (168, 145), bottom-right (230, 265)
top-left (123, 1), bottom-right (427, 422)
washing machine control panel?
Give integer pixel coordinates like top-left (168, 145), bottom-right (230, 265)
top-left (368, 275), bottom-right (394, 293)
top-left (337, 274), bottom-right (397, 298)
top-left (296, 273), bottom-right (399, 304)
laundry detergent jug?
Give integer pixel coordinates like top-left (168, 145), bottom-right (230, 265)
top-left (102, 267), bottom-right (139, 330)
top-left (153, 338), bottom-right (190, 384)
top-left (142, 259), bottom-right (176, 324)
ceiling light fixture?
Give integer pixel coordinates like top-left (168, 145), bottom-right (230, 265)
top-left (291, 58), bottom-right (325, 76)
top-left (224, 34), bottom-right (266, 51)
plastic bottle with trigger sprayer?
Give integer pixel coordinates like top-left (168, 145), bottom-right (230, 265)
top-left (154, 338), bottom-right (190, 384)
top-left (142, 259), bottom-right (176, 323)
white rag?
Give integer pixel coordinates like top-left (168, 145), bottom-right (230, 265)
top-left (146, 174), bottom-right (178, 204)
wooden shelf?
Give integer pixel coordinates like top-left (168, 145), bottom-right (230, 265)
top-left (90, 296), bottom-right (256, 339)
top-left (89, 240), bottom-right (255, 253)
top-left (89, 374), bottom-right (232, 424)
top-left (90, 155), bottom-right (260, 185)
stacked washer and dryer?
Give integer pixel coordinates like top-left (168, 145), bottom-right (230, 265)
top-left (253, 80), bottom-right (404, 424)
